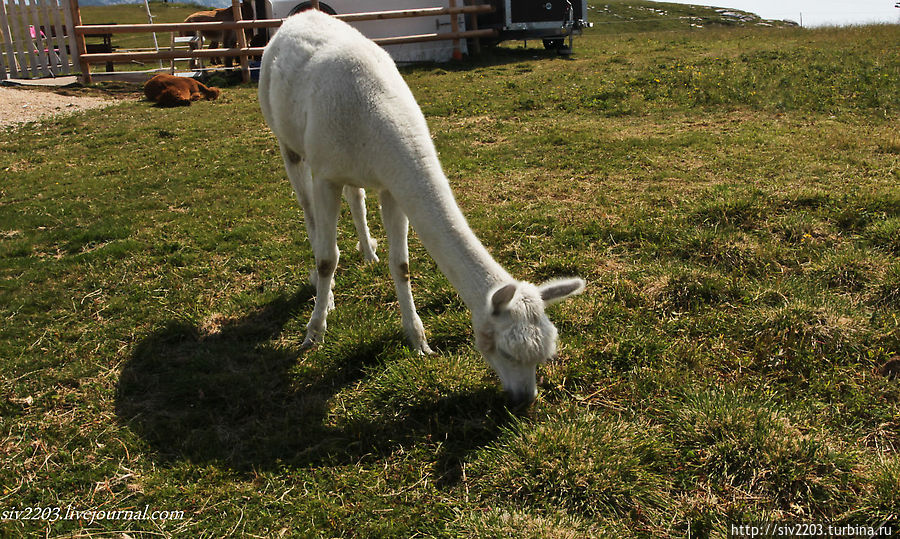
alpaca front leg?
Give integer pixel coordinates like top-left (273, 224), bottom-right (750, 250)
top-left (380, 191), bottom-right (433, 355)
top-left (223, 32), bottom-right (236, 68)
top-left (343, 186), bottom-right (378, 263)
top-left (280, 145), bottom-right (334, 310)
top-left (302, 179), bottom-right (342, 350)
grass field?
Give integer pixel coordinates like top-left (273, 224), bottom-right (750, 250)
top-left (2, 0), bottom-right (899, 536)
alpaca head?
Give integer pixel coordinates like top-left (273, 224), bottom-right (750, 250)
top-left (203, 86), bottom-right (221, 100)
top-left (475, 278), bottom-right (585, 405)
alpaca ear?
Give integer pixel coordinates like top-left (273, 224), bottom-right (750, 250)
top-left (539, 278), bottom-right (586, 305)
top-left (491, 283), bottom-right (517, 315)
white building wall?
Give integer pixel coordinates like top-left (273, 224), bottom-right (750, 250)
top-left (268, 0), bottom-right (468, 63)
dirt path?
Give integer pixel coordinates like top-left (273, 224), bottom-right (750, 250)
top-left (0, 85), bottom-right (123, 128)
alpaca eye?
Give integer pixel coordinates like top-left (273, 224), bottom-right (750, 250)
top-left (498, 349), bottom-right (515, 361)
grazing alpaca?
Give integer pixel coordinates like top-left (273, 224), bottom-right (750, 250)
top-left (144, 73), bottom-right (220, 107)
top-left (183, 0), bottom-right (253, 67)
top-left (258, 11), bottom-right (584, 404)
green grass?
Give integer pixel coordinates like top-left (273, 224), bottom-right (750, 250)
top-left (2, 2), bottom-right (900, 536)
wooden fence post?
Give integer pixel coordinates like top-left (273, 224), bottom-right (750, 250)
top-left (448, 0), bottom-right (460, 60)
top-left (232, 0), bottom-right (248, 82)
top-left (69, 0), bottom-right (88, 82)
top-left (466, 0), bottom-right (480, 55)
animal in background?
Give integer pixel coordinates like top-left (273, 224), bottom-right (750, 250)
top-left (144, 73), bottom-right (220, 107)
top-left (182, 0), bottom-right (254, 67)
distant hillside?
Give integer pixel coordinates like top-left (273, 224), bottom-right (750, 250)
top-left (78, 0), bottom-right (799, 28)
top-left (587, 0), bottom-right (798, 33)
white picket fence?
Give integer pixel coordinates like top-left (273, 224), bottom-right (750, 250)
top-left (0, 0), bottom-right (80, 80)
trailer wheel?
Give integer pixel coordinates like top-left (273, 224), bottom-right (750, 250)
top-left (542, 38), bottom-right (565, 50)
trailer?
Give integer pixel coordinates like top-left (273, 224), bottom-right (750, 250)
top-left (479, 0), bottom-right (590, 52)
top-left (264, 0), bottom-right (589, 62)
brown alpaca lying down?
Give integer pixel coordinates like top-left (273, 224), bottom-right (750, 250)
top-left (144, 74), bottom-right (220, 107)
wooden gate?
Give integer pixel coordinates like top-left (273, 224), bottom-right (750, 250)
top-left (0, 0), bottom-right (80, 80)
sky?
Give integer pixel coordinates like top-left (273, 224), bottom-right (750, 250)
top-left (657, 0), bottom-right (900, 27)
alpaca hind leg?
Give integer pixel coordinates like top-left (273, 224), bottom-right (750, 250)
top-left (301, 179), bottom-right (342, 349)
top-left (343, 186), bottom-right (378, 263)
top-left (380, 191), bottom-right (433, 355)
top-left (279, 144), bottom-right (334, 308)
top-left (223, 33), bottom-right (235, 68)
top-left (208, 39), bottom-right (220, 65)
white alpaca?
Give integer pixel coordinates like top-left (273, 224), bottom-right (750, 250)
top-left (258, 10), bottom-right (585, 403)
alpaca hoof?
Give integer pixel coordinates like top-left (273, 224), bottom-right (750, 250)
top-left (301, 330), bottom-right (324, 350)
top-left (405, 321), bottom-right (432, 355)
top-left (356, 239), bottom-right (379, 263)
top-left (299, 337), bottom-right (319, 351)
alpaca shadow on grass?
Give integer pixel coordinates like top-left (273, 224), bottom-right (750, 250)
top-left (115, 287), bottom-right (517, 481)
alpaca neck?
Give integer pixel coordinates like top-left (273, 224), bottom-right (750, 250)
top-left (388, 157), bottom-right (511, 314)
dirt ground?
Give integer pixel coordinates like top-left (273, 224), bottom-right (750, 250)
top-left (0, 84), bottom-right (129, 128)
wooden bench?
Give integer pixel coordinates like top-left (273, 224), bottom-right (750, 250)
top-left (84, 23), bottom-right (114, 72)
